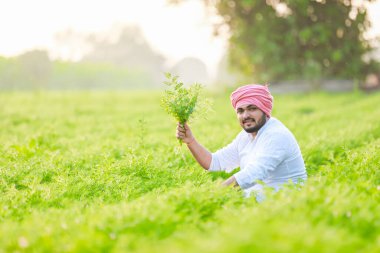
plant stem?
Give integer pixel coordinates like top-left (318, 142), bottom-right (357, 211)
top-left (178, 121), bottom-right (186, 146)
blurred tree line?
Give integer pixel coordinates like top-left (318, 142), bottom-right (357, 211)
top-left (0, 25), bottom-right (213, 90)
top-left (0, 27), bottom-right (165, 90)
top-left (173, 0), bottom-right (380, 87)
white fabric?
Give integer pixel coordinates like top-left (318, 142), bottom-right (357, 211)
top-left (208, 117), bottom-right (307, 198)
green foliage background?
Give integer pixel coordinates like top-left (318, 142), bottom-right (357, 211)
top-left (199, 0), bottom-right (379, 82)
top-left (0, 90), bottom-right (379, 252)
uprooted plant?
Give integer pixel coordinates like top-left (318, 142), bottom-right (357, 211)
top-left (161, 73), bottom-right (209, 144)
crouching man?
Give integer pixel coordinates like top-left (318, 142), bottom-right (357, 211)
top-left (176, 84), bottom-right (307, 200)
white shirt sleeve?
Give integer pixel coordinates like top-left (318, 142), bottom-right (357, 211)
top-left (208, 132), bottom-right (242, 172)
top-left (234, 132), bottom-right (288, 189)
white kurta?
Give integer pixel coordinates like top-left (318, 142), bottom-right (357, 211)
top-left (208, 117), bottom-right (307, 199)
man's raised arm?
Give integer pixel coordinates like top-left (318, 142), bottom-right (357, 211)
top-left (176, 123), bottom-right (212, 170)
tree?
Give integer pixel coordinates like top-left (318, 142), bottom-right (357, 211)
top-left (170, 57), bottom-right (210, 85)
top-left (16, 50), bottom-right (52, 89)
top-left (82, 26), bottom-right (165, 86)
top-left (171, 0), bottom-right (378, 85)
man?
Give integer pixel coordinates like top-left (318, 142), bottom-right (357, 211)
top-left (176, 84), bottom-right (307, 200)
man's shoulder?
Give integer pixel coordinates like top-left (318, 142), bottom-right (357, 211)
top-left (264, 118), bottom-right (289, 134)
top-left (261, 118), bottom-right (295, 141)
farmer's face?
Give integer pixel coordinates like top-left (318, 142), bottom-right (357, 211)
top-left (236, 104), bottom-right (267, 134)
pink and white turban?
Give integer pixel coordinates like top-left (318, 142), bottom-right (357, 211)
top-left (230, 84), bottom-right (273, 117)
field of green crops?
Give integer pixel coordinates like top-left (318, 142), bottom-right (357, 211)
top-left (0, 90), bottom-right (379, 252)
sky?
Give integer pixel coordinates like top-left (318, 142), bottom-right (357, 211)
top-left (0, 0), bottom-right (379, 78)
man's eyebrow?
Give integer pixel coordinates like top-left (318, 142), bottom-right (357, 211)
top-left (247, 105), bottom-right (257, 109)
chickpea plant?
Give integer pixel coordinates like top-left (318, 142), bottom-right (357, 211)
top-left (161, 73), bottom-right (208, 144)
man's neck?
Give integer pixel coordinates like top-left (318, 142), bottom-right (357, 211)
top-left (250, 116), bottom-right (270, 138)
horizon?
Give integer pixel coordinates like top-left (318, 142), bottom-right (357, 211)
top-left (0, 0), bottom-right (379, 80)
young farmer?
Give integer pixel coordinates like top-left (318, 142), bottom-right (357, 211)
top-left (176, 84), bottom-right (307, 200)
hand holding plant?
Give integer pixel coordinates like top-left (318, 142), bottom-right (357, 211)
top-left (176, 122), bottom-right (195, 145)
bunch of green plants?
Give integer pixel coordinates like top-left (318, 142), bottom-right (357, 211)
top-left (161, 73), bottom-right (203, 125)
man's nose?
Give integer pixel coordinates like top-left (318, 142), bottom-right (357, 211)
top-left (242, 110), bottom-right (250, 118)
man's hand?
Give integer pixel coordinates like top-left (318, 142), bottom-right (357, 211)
top-left (176, 122), bottom-right (195, 145)
top-left (175, 122), bottom-right (212, 170)
top-left (222, 175), bottom-right (239, 188)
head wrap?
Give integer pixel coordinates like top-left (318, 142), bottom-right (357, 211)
top-left (230, 84), bottom-right (273, 117)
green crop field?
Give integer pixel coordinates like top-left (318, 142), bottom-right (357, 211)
top-left (0, 90), bottom-right (379, 252)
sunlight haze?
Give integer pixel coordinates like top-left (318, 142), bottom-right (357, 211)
top-left (0, 0), bottom-right (226, 77)
top-left (0, 0), bottom-right (379, 78)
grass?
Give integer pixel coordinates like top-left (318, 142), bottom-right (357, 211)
top-left (0, 90), bottom-right (379, 252)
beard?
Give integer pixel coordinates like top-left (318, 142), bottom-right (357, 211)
top-left (242, 114), bottom-right (267, 133)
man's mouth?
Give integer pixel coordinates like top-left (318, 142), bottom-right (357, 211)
top-left (243, 119), bottom-right (255, 124)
